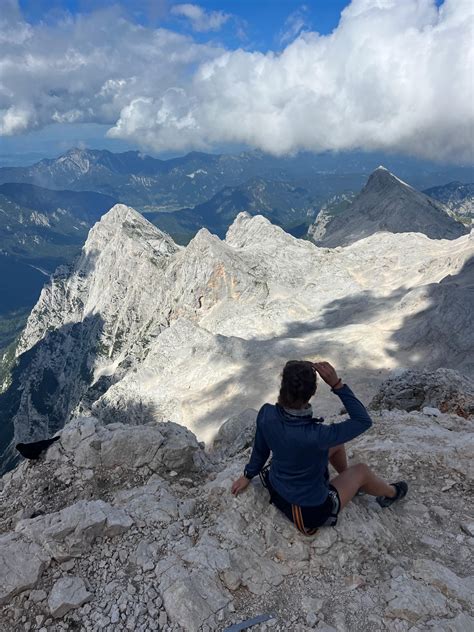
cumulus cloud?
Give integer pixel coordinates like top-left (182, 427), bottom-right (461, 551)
top-left (1, 0), bottom-right (473, 162)
top-left (0, 3), bottom-right (221, 137)
top-left (170, 3), bottom-right (231, 32)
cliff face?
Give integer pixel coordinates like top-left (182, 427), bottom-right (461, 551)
top-left (308, 166), bottom-right (469, 246)
top-left (1, 205), bottom-right (473, 473)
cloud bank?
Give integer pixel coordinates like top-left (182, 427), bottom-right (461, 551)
top-left (1, 0), bottom-right (473, 162)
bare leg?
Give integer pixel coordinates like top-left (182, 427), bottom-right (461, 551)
top-left (328, 444), bottom-right (348, 473)
top-left (331, 463), bottom-right (396, 509)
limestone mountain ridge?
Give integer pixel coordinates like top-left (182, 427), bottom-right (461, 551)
top-left (0, 203), bottom-right (473, 475)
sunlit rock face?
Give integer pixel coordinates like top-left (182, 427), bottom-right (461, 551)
top-left (1, 202), bottom-right (473, 472)
top-left (308, 166), bottom-right (469, 246)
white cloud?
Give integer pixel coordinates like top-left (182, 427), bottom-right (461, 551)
top-left (1, 0), bottom-right (473, 162)
top-left (279, 5), bottom-right (310, 46)
top-left (170, 3), bottom-right (231, 32)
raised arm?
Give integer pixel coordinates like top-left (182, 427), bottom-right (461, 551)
top-left (311, 361), bottom-right (372, 449)
top-left (316, 383), bottom-right (373, 448)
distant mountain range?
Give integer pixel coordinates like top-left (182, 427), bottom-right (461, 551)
top-left (308, 167), bottom-right (470, 246)
top-left (0, 184), bottom-right (118, 365)
top-left (0, 183), bottom-right (117, 270)
top-left (1, 147), bottom-right (473, 212)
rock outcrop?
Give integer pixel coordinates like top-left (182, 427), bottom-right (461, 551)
top-left (370, 368), bottom-right (474, 418)
top-left (0, 395), bottom-right (473, 631)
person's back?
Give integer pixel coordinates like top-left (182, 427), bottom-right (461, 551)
top-left (231, 360), bottom-right (408, 533)
top-left (253, 381), bottom-right (373, 505)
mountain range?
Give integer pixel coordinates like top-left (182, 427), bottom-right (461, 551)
top-left (1, 147), bottom-right (473, 212)
top-left (0, 149), bottom-right (472, 440)
top-left (1, 202), bottom-right (472, 475)
top-left (145, 177), bottom-right (318, 243)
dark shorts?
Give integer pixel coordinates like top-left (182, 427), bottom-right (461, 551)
top-left (261, 468), bottom-right (341, 530)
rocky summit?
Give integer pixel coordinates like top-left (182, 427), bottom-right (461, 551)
top-left (0, 370), bottom-right (473, 631)
top-left (308, 167), bottom-right (470, 247)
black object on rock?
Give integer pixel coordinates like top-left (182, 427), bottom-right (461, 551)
top-left (16, 436), bottom-right (60, 460)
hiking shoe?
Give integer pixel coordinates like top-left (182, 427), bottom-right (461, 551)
top-left (376, 481), bottom-right (408, 508)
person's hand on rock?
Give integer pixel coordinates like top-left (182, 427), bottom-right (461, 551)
top-left (231, 476), bottom-right (250, 495)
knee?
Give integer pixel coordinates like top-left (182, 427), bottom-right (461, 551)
top-left (353, 462), bottom-right (371, 479)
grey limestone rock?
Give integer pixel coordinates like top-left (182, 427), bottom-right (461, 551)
top-left (385, 577), bottom-right (448, 622)
top-left (15, 499), bottom-right (133, 561)
top-left (370, 368), bottom-right (474, 418)
top-left (48, 576), bottom-right (92, 618)
top-left (0, 533), bottom-right (50, 605)
top-left (429, 613), bottom-right (474, 632)
top-left (412, 559), bottom-right (474, 608)
top-left (211, 408), bottom-right (258, 457)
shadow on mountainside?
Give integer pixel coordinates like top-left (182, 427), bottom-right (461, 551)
top-left (0, 313), bottom-right (105, 476)
top-left (91, 398), bottom-right (159, 426)
top-left (188, 255), bottom-right (473, 437)
top-left (389, 254), bottom-right (474, 374)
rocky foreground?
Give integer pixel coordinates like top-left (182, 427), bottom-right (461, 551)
top-left (0, 371), bottom-right (473, 632)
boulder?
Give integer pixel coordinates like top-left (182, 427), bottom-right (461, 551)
top-left (46, 416), bottom-right (208, 474)
top-left (114, 478), bottom-right (178, 525)
top-left (48, 576), bottom-right (92, 618)
top-left (385, 577), bottom-right (448, 622)
top-left (15, 500), bottom-right (133, 561)
top-left (158, 558), bottom-right (231, 632)
top-left (211, 408), bottom-right (258, 457)
top-left (0, 533), bottom-right (50, 605)
top-left (370, 368), bottom-right (474, 418)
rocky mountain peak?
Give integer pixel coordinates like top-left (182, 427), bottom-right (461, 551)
top-left (364, 165), bottom-right (412, 193)
top-left (225, 211), bottom-right (296, 249)
top-left (308, 167), bottom-right (469, 247)
top-left (85, 204), bottom-right (179, 258)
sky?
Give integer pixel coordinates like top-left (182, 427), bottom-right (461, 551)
top-left (1, 0), bottom-right (472, 164)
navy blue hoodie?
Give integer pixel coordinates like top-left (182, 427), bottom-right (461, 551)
top-left (244, 384), bottom-right (373, 506)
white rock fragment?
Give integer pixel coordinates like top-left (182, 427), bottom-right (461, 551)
top-left (0, 533), bottom-right (50, 605)
top-left (429, 613), bottom-right (474, 632)
top-left (15, 500), bottom-right (133, 561)
top-left (48, 577), bottom-right (92, 618)
top-left (460, 521), bottom-right (474, 537)
top-left (412, 559), bottom-right (474, 607)
top-left (422, 406), bottom-right (441, 417)
top-left (385, 578), bottom-right (448, 622)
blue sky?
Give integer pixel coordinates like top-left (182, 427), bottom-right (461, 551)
top-left (2, 0), bottom-right (471, 165)
top-left (18, 1), bottom-right (354, 48)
